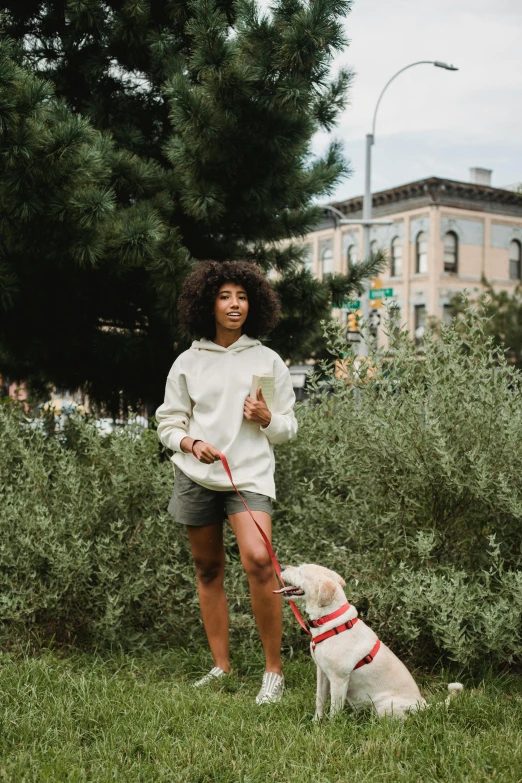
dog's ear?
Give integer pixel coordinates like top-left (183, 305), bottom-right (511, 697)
top-left (326, 568), bottom-right (346, 588)
top-left (317, 578), bottom-right (338, 607)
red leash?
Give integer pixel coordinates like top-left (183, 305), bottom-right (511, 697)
top-left (218, 452), bottom-right (381, 669)
top-left (218, 452), bottom-right (311, 636)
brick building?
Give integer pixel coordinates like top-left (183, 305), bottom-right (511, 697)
top-left (300, 169), bottom-right (522, 340)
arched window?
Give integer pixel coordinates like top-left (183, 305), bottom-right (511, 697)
top-left (509, 240), bottom-right (521, 280)
top-left (347, 244), bottom-right (358, 269)
top-left (389, 304), bottom-right (401, 340)
top-left (416, 232), bottom-right (428, 274)
top-left (370, 240), bottom-right (378, 256)
top-left (444, 232), bottom-right (458, 273)
top-left (443, 304), bottom-right (454, 325)
top-left (414, 304), bottom-right (427, 344)
top-left (302, 243), bottom-right (313, 271)
top-left (321, 246), bottom-right (333, 277)
top-left (391, 237), bottom-right (402, 277)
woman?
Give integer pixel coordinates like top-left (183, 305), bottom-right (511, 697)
top-left (156, 261), bottom-right (297, 704)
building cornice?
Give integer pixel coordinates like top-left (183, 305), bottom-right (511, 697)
top-left (330, 177), bottom-right (522, 220)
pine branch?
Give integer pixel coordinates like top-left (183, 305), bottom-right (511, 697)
top-left (313, 67), bottom-right (354, 131)
top-left (329, 251), bottom-right (388, 307)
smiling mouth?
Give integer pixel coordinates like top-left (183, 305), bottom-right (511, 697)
top-left (273, 585), bottom-right (305, 596)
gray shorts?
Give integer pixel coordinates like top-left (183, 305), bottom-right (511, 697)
top-left (168, 466), bottom-right (273, 527)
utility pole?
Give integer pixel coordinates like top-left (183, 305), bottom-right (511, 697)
top-left (327, 60), bottom-right (458, 356)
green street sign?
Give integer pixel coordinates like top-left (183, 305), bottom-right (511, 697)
top-left (369, 287), bottom-right (393, 300)
top-left (342, 299), bottom-right (360, 310)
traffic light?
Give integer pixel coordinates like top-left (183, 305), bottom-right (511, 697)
top-left (369, 309), bottom-right (381, 335)
top-left (347, 311), bottom-right (359, 332)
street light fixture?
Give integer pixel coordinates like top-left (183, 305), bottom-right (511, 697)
top-left (371, 61), bottom-right (458, 140)
top-left (324, 60), bottom-right (458, 228)
top-left (322, 60), bottom-right (458, 350)
top-left (322, 203), bottom-right (391, 227)
top-left (356, 59), bottom-right (459, 354)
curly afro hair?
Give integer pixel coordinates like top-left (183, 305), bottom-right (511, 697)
top-left (177, 261), bottom-right (281, 340)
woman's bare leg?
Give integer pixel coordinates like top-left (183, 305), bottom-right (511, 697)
top-left (186, 522), bottom-right (230, 672)
top-left (228, 511), bottom-right (282, 674)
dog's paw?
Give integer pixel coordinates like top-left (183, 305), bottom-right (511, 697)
top-left (312, 712), bottom-right (324, 723)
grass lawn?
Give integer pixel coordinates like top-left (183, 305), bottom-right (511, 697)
top-left (0, 647), bottom-right (521, 782)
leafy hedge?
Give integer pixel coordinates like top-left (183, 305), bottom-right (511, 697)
top-left (0, 411), bottom-right (193, 647)
top-left (275, 306), bottom-right (522, 666)
top-left (1, 306), bottom-right (521, 665)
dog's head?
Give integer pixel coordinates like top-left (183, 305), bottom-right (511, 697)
top-left (275, 564), bottom-right (347, 618)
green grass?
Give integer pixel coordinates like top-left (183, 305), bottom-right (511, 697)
top-left (0, 648), bottom-right (521, 782)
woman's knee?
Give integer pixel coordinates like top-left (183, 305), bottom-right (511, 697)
top-left (242, 550), bottom-right (273, 582)
top-left (194, 558), bottom-right (225, 587)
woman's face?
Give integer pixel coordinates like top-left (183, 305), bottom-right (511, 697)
top-left (213, 282), bottom-right (249, 333)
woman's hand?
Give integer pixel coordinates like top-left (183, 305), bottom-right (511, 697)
top-left (244, 388), bottom-right (272, 427)
top-left (180, 437), bottom-right (221, 463)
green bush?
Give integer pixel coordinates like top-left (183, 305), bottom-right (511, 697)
top-left (1, 305), bottom-right (521, 665)
top-left (0, 409), bottom-right (197, 647)
top-left (275, 305), bottom-right (522, 665)
top-left (0, 407), bottom-right (273, 651)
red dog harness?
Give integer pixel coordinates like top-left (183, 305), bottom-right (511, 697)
top-left (311, 617), bottom-right (359, 649)
top-left (353, 640), bottom-right (381, 669)
top-left (309, 603), bottom-right (381, 668)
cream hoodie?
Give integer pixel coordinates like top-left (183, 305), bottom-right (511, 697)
top-left (155, 334), bottom-right (297, 499)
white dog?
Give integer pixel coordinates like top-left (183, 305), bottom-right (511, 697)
top-left (276, 564), bottom-right (463, 720)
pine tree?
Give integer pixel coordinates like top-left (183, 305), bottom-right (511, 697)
top-left (0, 1), bottom-right (382, 411)
top-left (0, 41), bottom-right (189, 414)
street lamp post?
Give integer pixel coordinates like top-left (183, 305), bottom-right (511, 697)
top-left (358, 60), bottom-right (458, 355)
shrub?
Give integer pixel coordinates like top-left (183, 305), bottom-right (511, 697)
top-left (1, 305), bottom-right (521, 665)
top-left (274, 305), bottom-right (522, 665)
top-left (0, 407), bottom-right (271, 651)
top-left (0, 408), bottom-right (198, 648)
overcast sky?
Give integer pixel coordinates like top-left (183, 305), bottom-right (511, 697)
top-left (311, 0), bottom-right (522, 202)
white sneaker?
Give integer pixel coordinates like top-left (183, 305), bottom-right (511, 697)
top-left (256, 671), bottom-right (285, 704)
top-left (193, 666), bottom-right (228, 688)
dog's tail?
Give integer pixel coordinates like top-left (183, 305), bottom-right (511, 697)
top-left (445, 682), bottom-right (464, 707)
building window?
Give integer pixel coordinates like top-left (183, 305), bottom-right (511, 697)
top-left (414, 304), bottom-right (426, 343)
top-left (389, 304), bottom-right (401, 340)
top-left (442, 304), bottom-right (454, 325)
top-left (370, 240), bottom-right (378, 256)
top-left (322, 247), bottom-right (333, 276)
top-left (509, 240), bottom-right (521, 280)
top-left (348, 244), bottom-right (358, 268)
top-left (319, 239), bottom-right (333, 277)
top-left (302, 243), bottom-right (313, 271)
top-left (390, 237), bottom-right (402, 277)
top-left (444, 232), bottom-right (458, 274)
top-left (416, 232), bottom-right (428, 274)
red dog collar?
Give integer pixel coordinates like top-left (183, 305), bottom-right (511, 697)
top-left (308, 602), bottom-right (351, 628)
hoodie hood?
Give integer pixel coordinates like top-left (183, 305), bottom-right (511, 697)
top-left (191, 334), bottom-right (261, 353)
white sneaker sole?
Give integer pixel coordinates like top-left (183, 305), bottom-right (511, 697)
top-left (256, 672), bottom-right (284, 704)
top-left (193, 667), bottom-right (228, 688)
